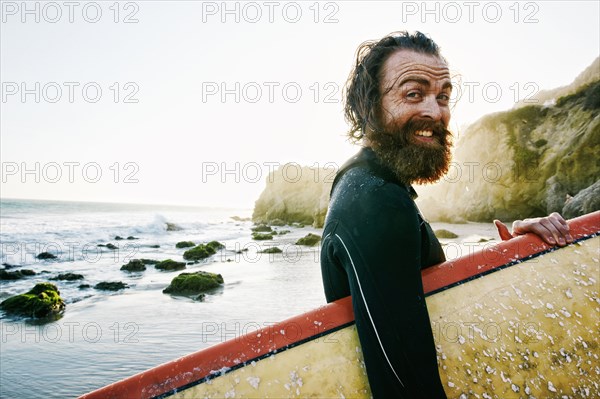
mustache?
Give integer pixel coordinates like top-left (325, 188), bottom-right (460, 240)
top-left (376, 118), bottom-right (452, 148)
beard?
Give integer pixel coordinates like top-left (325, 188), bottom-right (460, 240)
top-left (366, 118), bottom-right (453, 185)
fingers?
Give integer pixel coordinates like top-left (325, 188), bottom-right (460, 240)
top-left (547, 212), bottom-right (573, 245)
top-left (516, 213), bottom-right (572, 247)
top-left (493, 220), bottom-right (513, 241)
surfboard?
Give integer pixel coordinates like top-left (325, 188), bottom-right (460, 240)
top-left (80, 211), bottom-right (600, 399)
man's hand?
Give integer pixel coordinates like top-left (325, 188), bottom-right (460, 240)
top-left (494, 212), bottom-right (574, 247)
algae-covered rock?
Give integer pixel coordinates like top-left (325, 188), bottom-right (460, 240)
top-left (434, 229), bottom-right (459, 239)
top-left (120, 259), bottom-right (147, 272)
top-left (176, 241), bottom-right (195, 249)
top-left (206, 241), bottom-right (225, 251)
top-left (252, 233), bottom-right (274, 240)
top-left (105, 243), bottom-right (118, 250)
top-left (182, 241), bottom-right (224, 261)
top-left (155, 259), bottom-right (186, 271)
top-left (51, 273), bottom-right (84, 281)
top-left (36, 252), bottom-right (56, 260)
top-left (115, 236), bottom-right (124, 240)
top-left (251, 224), bottom-right (273, 233)
top-left (94, 281), bottom-right (128, 291)
top-left (163, 271), bottom-right (224, 297)
top-left (0, 283), bottom-right (65, 318)
top-left (296, 233), bottom-right (321, 246)
top-left (183, 245), bottom-right (211, 260)
top-left (260, 247), bottom-right (283, 254)
top-left (139, 258), bottom-right (160, 265)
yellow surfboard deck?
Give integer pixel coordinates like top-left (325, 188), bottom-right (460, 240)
top-left (81, 212), bottom-right (599, 399)
top-left (170, 236), bottom-right (599, 399)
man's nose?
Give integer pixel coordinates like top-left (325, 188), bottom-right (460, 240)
top-left (419, 95), bottom-right (443, 121)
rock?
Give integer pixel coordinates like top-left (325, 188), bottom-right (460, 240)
top-left (36, 252), bottom-right (56, 260)
top-left (0, 269), bottom-right (36, 280)
top-left (183, 242), bottom-right (223, 261)
top-left (206, 241), bottom-right (225, 251)
top-left (183, 246), bottom-right (211, 261)
top-left (166, 222), bottom-right (183, 231)
top-left (51, 273), bottom-right (84, 281)
top-left (251, 224), bottom-right (273, 233)
top-left (97, 244), bottom-right (106, 247)
top-left (163, 271), bottom-right (224, 297)
top-left (252, 233), bottom-right (274, 240)
top-left (2, 263), bottom-right (17, 269)
top-left (155, 259), bottom-right (186, 271)
top-left (270, 218), bottom-right (287, 226)
top-left (260, 247), bottom-right (283, 254)
top-left (230, 216), bottom-right (251, 222)
top-left (126, 236), bottom-right (138, 240)
top-left (105, 243), bottom-right (118, 250)
top-left (194, 294), bottom-right (206, 301)
top-left (139, 258), bottom-right (160, 265)
top-left (114, 236), bottom-right (124, 240)
top-left (291, 222), bottom-right (305, 228)
top-left (79, 284), bottom-right (90, 289)
top-left (252, 164), bottom-right (334, 228)
top-left (120, 259), bottom-right (147, 272)
top-left (275, 229), bottom-right (291, 235)
top-left (434, 229), bottom-right (459, 239)
top-left (296, 233), bottom-right (321, 246)
top-left (562, 180), bottom-right (600, 219)
top-left (94, 281), bottom-right (128, 291)
top-left (148, 244), bottom-right (160, 248)
top-left (176, 241), bottom-right (195, 249)
top-left (0, 283), bottom-right (65, 319)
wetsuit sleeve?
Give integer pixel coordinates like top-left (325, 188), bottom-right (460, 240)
top-left (321, 181), bottom-right (447, 398)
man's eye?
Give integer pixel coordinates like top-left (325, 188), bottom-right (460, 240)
top-left (406, 91), bottom-right (421, 99)
top-left (438, 93), bottom-right (450, 103)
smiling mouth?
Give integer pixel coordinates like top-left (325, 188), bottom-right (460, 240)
top-left (415, 130), bottom-right (433, 137)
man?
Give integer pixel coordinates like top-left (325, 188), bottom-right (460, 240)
top-left (320, 31), bottom-right (572, 398)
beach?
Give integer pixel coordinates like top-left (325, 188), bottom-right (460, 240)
top-left (0, 198), bottom-right (498, 398)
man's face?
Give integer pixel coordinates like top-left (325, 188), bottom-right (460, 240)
top-left (366, 49), bottom-right (453, 185)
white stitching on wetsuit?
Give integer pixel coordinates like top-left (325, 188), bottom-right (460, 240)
top-left (334, 233), bottom-right (406, 388)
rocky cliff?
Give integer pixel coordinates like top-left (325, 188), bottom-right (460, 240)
top-left (418, 79), bottom-right (600, 222)
top-left (252, 165), bottom-right (334, 227)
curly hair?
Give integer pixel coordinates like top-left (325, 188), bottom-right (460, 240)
top-left (343, 31), bottom-right (443, 142)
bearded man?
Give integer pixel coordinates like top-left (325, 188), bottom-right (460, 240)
top-left (320, 31), bottom-right (573, 398)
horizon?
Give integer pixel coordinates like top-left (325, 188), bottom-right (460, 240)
top-left (2, 1), bottom-right (599, 208)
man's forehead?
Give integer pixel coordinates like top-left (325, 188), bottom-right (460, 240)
top-left (381, 50), bottom-right (450, 85)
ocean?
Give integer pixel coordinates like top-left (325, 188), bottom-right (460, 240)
top-left (0, 198), bottom-right (497, 398)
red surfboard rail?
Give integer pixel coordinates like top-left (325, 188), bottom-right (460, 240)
top-left (422, 210), bottom-right (600, 294)
top-left (80, 211), bottom-right (600, 399)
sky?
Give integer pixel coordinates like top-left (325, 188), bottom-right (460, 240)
top-left (1, 0), bottom-right (599, 209)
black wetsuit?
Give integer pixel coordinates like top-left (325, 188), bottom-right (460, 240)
top-left (320, 147), bottom-right (447, 398)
